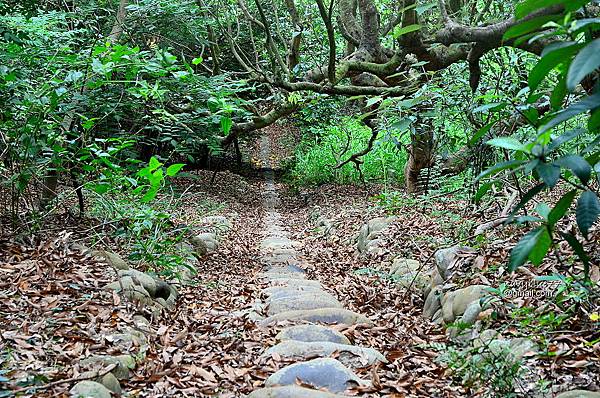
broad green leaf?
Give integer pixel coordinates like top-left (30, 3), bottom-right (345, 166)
top-left (555, 154), bottom-right (592, 183)
top-left (148, 168), bottom-right (164, 186)
top-left (548, 189), bottom-right (577, 226)
top-left (550, 73), bottom-right (567, 110)
top-left (528, 227), bottom-right (552, 266)
top-left (166, 163), bottom-right (185, 177)
top-left (583, 135), bottom-right (600, 154)
top-left (392, 24), bottom-right (422, 38)
top-left (366, 96), bottom-right (383, 107)
top-left (529, 42), bottom-right (581, 91)
top-left (589, 107), bottom-right (600, 131)
top-left (472, 102), bottom-right (507, 114)
top-left (540, 93), bottom-right (600, 133)
top-left (535, 202), bottom-right (551, 219)
top-left (391, 118), bottom-right (412, 132)
top-left (515, 0), bottom-right (590, 19)
top-left (141, 186), bottom-right (159, 203)
top-left (576, 190), bottom-right (600, 238)
top-left (220, 116), bottom-right (233, 135)
top-left (509, 227), bottom-right (544, 271)
top-left (416, 2), bottom-right (437, 14)
top-left (572, 18), bottom-right (600, 35)
top-left (567, 38), bottom-right (600, 91)
top-left (192, 57), bottom-right (203, 65)
top-left (487, 137), bottom-right (526, 152)
top-left (536, 162), bottom-right (560, 187)
top-left (525, 158), bottom-right (541, 173)
top-left (148, 156), bottom-right (162, 172)
top-left (547, 128), bottom-right (584, 152)
top-left (468, 120), bottom-right (496, 146)
top-left (94, 184), bottom-right (109, 194)
top-left (504, 14), bottom-right (560, 40)
top-left (474, 181), bottom-right (494, 202)
top-left (559, 232), bottom-right (590, 273)
top-left (476, 160), bottom-right (525, 181)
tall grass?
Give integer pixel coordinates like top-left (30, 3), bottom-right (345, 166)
top-left (292, 117), bottom-right (408, 186)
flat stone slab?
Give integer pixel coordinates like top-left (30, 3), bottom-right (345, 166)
top-left (259, 271), bottom-right (307, 281)
top-left (261, 253), bottom-right (298, 264)
top-left (263, 341), bottom-right (387, 367)
top-left (248, 386), bottom-right (348, 398)
top-left (70, 381), bottom-right (112, 398)
top-left (260, 308), bottom-right (373, 327)
top-left (265, 358), bottom-right (367, 393)
top-left (266, 264), bottom-right (305, 274)
top-left (267, 278), bottom-right (323, 289)
top-left (261, 237), bottom-right (298, 250)
top-left (262, 285), bottom-right (324, 300)
top-left (266, 293), bottom-right (342, 315)
top-left (277, 325), bottom-right (350, 345)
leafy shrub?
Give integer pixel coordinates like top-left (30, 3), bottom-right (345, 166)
top-left (434, 342), bottom-right (525, 397)
top-left (477, 0), bottom-right (600, 281)
top-left (87, 154), bottom-right (194, 278)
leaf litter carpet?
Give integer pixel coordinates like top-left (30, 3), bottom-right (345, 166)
top-left (0, 179), bottom-right (463, 395)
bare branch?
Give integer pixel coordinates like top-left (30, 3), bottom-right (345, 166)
top-left (253, 0), bottom-right (290, 77)
top-left (236, 0), bottom-right (264, 28)
top-left (315, 0), bottom-right (336, 83)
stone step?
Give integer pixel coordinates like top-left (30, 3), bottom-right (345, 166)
top-left (260, 308), bottom-right (373, 327)
top-left (267, 278), bottom-right (323, 289)
top-left (261, 237), bottom-right (298, 250)
top-left (261, 285), bottom-right (324, 300)
top-left (265, 264), bottom-right (305, 274)
top-left (259, 271), bottom-right (307, 281)
top-left (263, 340), bottom-right (387, 367)
top-left (264, 358), bottom-right (368, 393)
top-left (277, 325), bottom-right (350, 345)
top-left (265, 289), bottom-right (336, 303)
top-left (266, 293), bottom-right (342, 315)
top-left (247, 386), bottom-right (349, 398)
top-left (261, 251), bottom-right (299, 265)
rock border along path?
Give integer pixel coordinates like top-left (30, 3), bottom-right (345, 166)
top-left (248, 136), bottom-right (386, 397)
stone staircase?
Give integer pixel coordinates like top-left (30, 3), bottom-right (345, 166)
top-left (249, 136), bottom-right (386, 397)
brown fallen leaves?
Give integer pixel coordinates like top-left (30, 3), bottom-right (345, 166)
top-left (1, 143), bottom-right (598, 397)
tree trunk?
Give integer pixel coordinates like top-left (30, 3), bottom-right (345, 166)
top-left (404, 129), bottom-right (434, 193)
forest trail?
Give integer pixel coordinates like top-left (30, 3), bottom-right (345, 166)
top-left (248, 135), bottom-right (387, 396)
top-left (3, 0), bottom-right (600, 396)
top-left (2, 128), bottom-right (597, 397)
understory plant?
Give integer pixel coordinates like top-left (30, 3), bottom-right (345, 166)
top-left (433, 342), bottom-right (526, 398)
top-left (88, 153), bottom-right (194, 278)
top-left (476, 0), bottom-right (600, 295)
top-left (292, 117), bottom-right (408, 185)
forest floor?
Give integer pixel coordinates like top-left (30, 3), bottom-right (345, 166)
top-left (0, 126), bottom-right (598, 397)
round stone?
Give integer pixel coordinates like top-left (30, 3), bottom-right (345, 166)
top-left (263, 340), bottom-right (387, 367)
top-left (265, 358), bottom-right (367, 393)
top-left (277, 325), bottom-right (350, 345)
top-left (69, 381), bottom-right (111, 398)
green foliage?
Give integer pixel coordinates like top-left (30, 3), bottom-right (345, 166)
top-left (0, 4), bottom-right (252, 225)
top-left (292, 117), bottom-right (408, 185)
top-left (88, 155), bottom-right (194, 277)
top-left (478, 0), bottom-right (600, 279)
top-left (434, 342), bottom-right (525, 397)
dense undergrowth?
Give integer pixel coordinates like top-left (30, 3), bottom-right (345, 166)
top-left (292, 117), bottom-right (408, 185)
